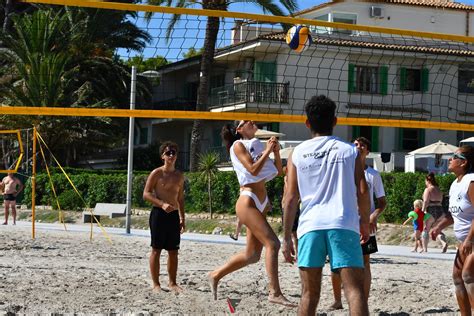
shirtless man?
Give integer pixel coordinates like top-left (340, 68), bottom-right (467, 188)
top-left (143, 141), bottom-right (185, 293)
top-left (2, 173), bottom-right (24, 225)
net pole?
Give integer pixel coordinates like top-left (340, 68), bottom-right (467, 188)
top-left (31, 127), bottom-right (37, 239)
top-left (125, 66), bottom-right (137, 234)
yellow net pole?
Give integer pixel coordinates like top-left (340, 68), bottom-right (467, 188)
top-left (31, 127), bottom-right (37, 239)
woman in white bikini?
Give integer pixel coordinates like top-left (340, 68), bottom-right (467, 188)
top-left (208, 120), bottom-right (295, 307)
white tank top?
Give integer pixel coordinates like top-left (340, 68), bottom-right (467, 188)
top-left (291, 136), bottom-right (360, 238)
top-left (230, 138), bottom-right (278, 186)
top-left (449, 173), bottom-right (474, 241)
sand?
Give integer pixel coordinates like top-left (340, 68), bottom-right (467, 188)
top-left (0, 225), bottom-right (459, 315)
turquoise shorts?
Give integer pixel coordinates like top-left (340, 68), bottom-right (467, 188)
top-left (298, 229), bottom-right (364, 272)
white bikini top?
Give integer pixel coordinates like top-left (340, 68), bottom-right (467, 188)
top-left (230, 138), bottom-right (278, 186)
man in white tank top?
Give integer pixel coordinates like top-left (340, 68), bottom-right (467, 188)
top-left (282, 95), bottom-right (370, 315)
top-left (330, 137), bottom-right (387, 310)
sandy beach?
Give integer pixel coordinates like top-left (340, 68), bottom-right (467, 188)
top-left (0, 225), bottom-right (458, 315)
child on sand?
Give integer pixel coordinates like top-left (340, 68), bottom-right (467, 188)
top-left (403, 199), bottom-right (431, 253)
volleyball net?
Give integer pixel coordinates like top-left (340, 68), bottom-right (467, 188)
top-left (1, 0), bottom-right (472, 133)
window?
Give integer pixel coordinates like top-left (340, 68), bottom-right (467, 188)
top-left (311, 13), bottom-right (356, 35)
top-left (332, 13), bottom-right (357, 35)
top-left (399, 128), bottom-right (425, 151)
top-left (352, 126), bottom-right (379, 151)
top-left (254, 61), bottom-right (276, 82)
top-left (348, 64), bottom-right (388, 95)
top-left (310, 14), bottom-right (330, 34)
top-left (400, 67), bottom-right (429, 92)
top-left (356, 66), bottom-right (379, 93)
top-left (458, 69), bottom-right (474, 93)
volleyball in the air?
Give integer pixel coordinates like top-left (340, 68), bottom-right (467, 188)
top-left (286, 25), bottom-right (312, 53)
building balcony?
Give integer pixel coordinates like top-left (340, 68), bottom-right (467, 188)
top-left (209, 80), bottom-right (290, 113)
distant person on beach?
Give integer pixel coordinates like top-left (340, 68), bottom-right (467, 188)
top-left (282, 95), bottom-right (370, 315)
top-left (431, 145), bottom-right (474, 314)
top-left (403, 199), bottom-right (428, 253)
top-left (330, 136), bottom-right (387, 310)
top-left (143, 141), bottom-right (185, 293)
top-left (422, 172), bottom-right (448, 253)
top-left (2, 173), bottom-right (24, 225)
top-left (209, 120), bottom-right (295, 307)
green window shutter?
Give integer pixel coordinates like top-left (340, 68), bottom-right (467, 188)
top-left (254, 61), bottom-right (276, 82)
top-left (398, 128), bottom-right (404, 150)
top-left (371, 127), bottom-right (379, 152)
top-left (348, 64), bottom-right (355, 93)
top-left (352, 126), bottom-right (360, 138)
top-left (400, 67), bottom-right (407, 90)
top-left (379, 66), bottom-right (388, 95)
top-left (421, 68), bottom-right (429, 92)
top-left (419, 129), bottom-right (425, 147)
top-left (270, 122), bottom-right (280, 132)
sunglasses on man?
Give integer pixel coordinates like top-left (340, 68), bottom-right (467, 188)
top-left (163, 149), bottom-right (177, 157)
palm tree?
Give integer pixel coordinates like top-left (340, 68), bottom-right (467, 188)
top-left (0, 7), bottom-right (153, 164)
top-left (197, 151), bottom-right (220, 218)
top-left (146, 0), bottom-right (298, 171)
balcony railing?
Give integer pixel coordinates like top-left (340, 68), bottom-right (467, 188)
top-left (210, 81), bottom-right (290, 107)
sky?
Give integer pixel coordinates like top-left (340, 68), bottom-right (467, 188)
top-left (118, 0), bottom-right (474, 62)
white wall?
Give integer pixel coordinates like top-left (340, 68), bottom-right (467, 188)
top-left (300, 1), bottom-right (469, 36)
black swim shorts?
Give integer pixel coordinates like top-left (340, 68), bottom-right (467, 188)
top-left (427, 205), bottom-right (449, 221)
top-left (149, 207), bottom-right (180, 251)
top-left (361, 235), bottom-right (378, 255)
top-left (3, 194), bottom-right (16, 201)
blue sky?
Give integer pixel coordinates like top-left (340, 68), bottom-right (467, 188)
top-left (118, 0), bottom-right (474, 62)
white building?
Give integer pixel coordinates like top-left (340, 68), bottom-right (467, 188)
top-left (146, 0), bottom-right (474, 171)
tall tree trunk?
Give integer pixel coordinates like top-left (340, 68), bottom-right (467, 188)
top-left (208, 176), bottom-right (212, 219)
top-left (189, 15), bottom-right (220, 171)
top-left (3, 0), bottom-right (13, 32)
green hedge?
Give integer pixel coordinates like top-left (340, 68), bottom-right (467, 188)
top-left (22, 172), bottom-right (150, 210)
top-left (21, 168), bottom-right (456, 223)
top-left (380, 172), bottom-right (455, 223)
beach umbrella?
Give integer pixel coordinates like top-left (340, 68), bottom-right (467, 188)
top-left (408, 140), bottom-right (458, 156)
top-left (270, 146), bottom-right (294, 160)
top-left (460, 137), bottom-right (474, 144)
top-left (255, 129), bottom-right (285, 139)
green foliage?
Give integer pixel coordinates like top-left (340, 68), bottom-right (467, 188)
top-left (182, 47), bottom-right (203, 59)
top-left (56, 190), bottom-right (83, 212)
top-left (124, 55), bottom-right (168, 73)
top-left (0, 8), bottom-right (153, 165)
top-left (23, 169), bottom-right (150, 211)
top-left (21, 169), bottom-right (457, 223)
top-left (380, 172), bottom-right (456, 223)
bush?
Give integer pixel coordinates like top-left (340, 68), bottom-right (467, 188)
top-left (380, 172), bottom-right (455, 223)
top-left (21, 168), bottom-right (457, 223)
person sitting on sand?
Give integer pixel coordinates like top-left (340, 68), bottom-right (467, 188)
top-left (143, 141), bottom-right (185, 294)
top-left (403, 199), bottom-right (429, 253)
top-left (208, 120), bottom-right (295, 307)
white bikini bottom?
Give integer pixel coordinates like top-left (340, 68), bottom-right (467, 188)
top-left (240, 190), bottom-right (269, 213)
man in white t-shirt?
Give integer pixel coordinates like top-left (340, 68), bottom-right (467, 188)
top-left (282, 95), bottom-right (370, 315)
top-left (330, 137), bottom-right (387, 310)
